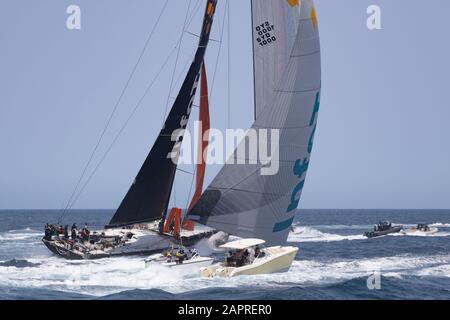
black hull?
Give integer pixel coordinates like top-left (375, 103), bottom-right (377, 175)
top-left (364, 226), bottom-right (403, 239)
top-left (42, 230), bottom-right (216, 260)
top-left (43, 239), bottom-right (90, 260)
top-left (43, 239), bottom-right (166, 260)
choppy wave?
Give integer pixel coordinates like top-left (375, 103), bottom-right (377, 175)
top-left (1, 209), bottom-right (449, 299)
top-left (288, 226), bottom-right (366, 243)
top-left (0, 229), bottom-right (42, 242)
top-left (0, 259), bottom-right (40, 268)
top-left (1, 249), bottom-right (449, 298)
top-left (306, 224), bottom-right (371, 230)
top-left (430, 223), bottom-right (450, 228)
top-left (7, 228), bottom-right (36, 233)
top-left (289, 225), bottom-right (450, 242)
top-left (194, 232), bottom-right (229, 256)
top-left (3, 274), bottom-right (450, 300)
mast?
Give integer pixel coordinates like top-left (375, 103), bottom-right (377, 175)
top-left (108, 0), bottom-right (218, 229)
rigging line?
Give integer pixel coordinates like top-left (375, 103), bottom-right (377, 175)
top-left (208, 0), bottom-right (228, 101)
top-left (215, 0), bottom-right (223, 39)
top-left (184, 30), bottom-right (200, 38)
top-left (185, 30), bottom-right (221, 43)
top-left (59, 0), bottom-right (169, 219)
top-left (171, 47), bottom-right (198, 98)
top-left (250, 0), bottom-right (257, 121)
top-left (67, 46), bottom-right (179, 210)
top-left (167, 47), bottom-right (200, 104)
top-left (185, 0), bottom-right (229, 210)
top-left (162, 0), bottom-right (193, 122)
top-left (177, 168), bottom-right (194, 175)
top-left (170, 31), bottom-right (219, 99)
top-left (227, 0), bottom-right (231, 129)
top-left (186, 0), bottom-right (203, 29)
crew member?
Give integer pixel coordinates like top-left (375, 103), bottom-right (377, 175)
top-left (176, 249), bottom-right (186, 264)
top-left (226, 251), bottom-right (235, 267)
top-left (254, 246), bottom-right (261, 259)
top-left (71, 227), bottom-right (77, 240)
top-left (44, 224), bottom-right (52, 241)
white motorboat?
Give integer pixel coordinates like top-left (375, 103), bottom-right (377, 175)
top-left (401, 224), bottom-right (439, 236)
top-left (145, 247), bottom-right (214, 271)
top-left (200, 239), bottom-right (298, 278)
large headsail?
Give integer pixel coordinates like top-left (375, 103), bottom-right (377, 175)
top-left (189, 0), bottom-right (321, 246)
top-left (108, 0), bottom-right (218, 228)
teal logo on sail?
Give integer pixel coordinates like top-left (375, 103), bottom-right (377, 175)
top-left (286, 158), bottom-right (309, 212)
top-left (273, 92), bottom-right (321, 233)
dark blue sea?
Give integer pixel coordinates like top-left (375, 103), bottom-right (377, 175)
top-left (0, 209), bottom-right (449, 300)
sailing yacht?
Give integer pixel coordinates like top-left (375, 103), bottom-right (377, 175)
top-left (43, 0), bottom-right (219, 260)
top-left (44, 0), bottom-right (321, 261)
top-left (148, 0), bottom-right (321, 274)
top-left (188, 0), bottom-right (321, 247)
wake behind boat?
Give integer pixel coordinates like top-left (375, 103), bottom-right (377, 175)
top-left (364, 221), bottom-right (403, 239)
top-left (200, 239), bottom-right (298, 278)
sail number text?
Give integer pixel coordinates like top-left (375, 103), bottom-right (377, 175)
top-left (256, 21), bottom-right (276, 47)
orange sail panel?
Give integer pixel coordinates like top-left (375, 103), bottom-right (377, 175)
top-left (164, 208), bottom-right (182, 238)
top-left (184, 62), bottom-right (210, 231)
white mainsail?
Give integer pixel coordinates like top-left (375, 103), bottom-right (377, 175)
top-left (189, 0), bottom-right (321, 246)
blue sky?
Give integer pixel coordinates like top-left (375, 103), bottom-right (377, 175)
top-left (1, 0), bottom-right (449, 210)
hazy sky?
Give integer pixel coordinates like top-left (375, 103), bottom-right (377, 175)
top-left (1, 0), bottom-right (449, 210)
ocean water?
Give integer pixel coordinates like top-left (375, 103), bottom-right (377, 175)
top-left (0, 209), bottom-right (449, 300)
